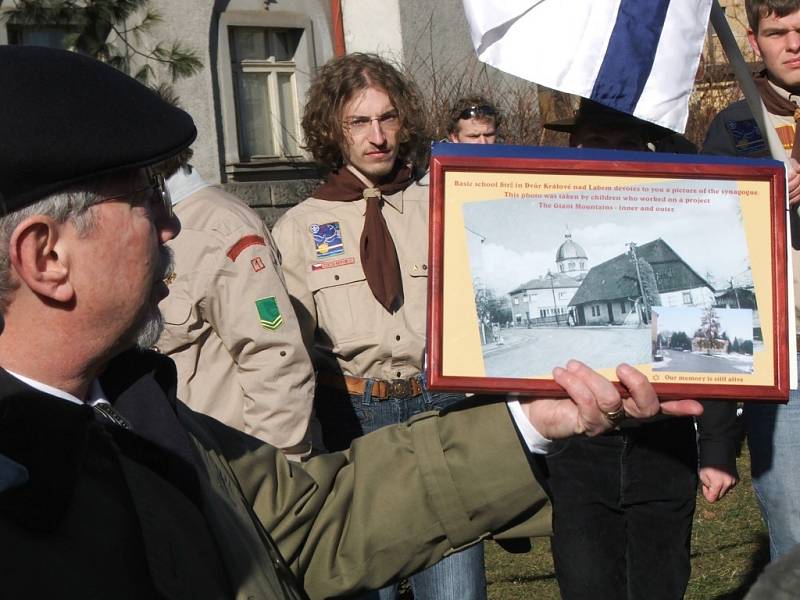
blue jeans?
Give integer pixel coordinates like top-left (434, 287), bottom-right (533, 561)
top-left (544, 418), bottom-right (698, 600)
top-left (744, 353), bottom-right (800, 559)
top-left (315, 376), bottom-right (487, 600)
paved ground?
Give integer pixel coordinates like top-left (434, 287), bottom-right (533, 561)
top-left (653, 348), bottom-right (754, 374)
top-left (483, 325), bottom-right (651, 378)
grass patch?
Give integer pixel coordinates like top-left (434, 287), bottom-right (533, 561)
top-left (485, 449), bottom-right (768, 599)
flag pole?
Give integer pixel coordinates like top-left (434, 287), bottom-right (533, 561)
top-left (709, 0), bottom-right (797, 386)
top-left (708, 0), bottom-right (786, 161)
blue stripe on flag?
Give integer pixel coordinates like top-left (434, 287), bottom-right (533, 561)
top-left (590, 0), bottom-right (671, 114)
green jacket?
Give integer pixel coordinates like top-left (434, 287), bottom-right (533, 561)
top-left (0, 350), bottom-right (550, 599)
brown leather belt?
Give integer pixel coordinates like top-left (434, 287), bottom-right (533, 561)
top-left (317, 372), bottom-right (424, 400)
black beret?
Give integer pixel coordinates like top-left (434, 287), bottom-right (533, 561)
top-left (0, 45), bottom-right (197, 213)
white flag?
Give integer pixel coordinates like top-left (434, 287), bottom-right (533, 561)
top-left (463, 0), bottom-right (713, 133)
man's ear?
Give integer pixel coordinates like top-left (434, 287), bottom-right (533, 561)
top-left (747, 29), bottom-right (762, 60)
top-left (9, 216), bottom-right (74, 303)
top-left (448, 131), bottom-right (459, 143)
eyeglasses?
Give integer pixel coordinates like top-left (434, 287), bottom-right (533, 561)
top-left (342, 110), bottom-right (401, 135)
top-left (458, 105), bottom-right (498, 120)
top-left (94, 171), bottom-right (173, 219)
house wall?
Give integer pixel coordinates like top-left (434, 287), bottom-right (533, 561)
top-left (342, 0), bottom-right (509, 93)
top-left (608, 299), bottom-right (637, 324)
top-left (577, 302), bottom-right (614, 326)
top-left (660, 286), bottom-right (716, 308)
top-left (575, 298), bottom-right (641, 326)
top-left (510, 286), bottom-right (578, 324)
top-left (510, 293), bottom-right (529, 324)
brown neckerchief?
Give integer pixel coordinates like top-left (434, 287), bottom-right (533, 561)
top-left (313, 162), bottom-right (414, 312)
top-left (754, 71), bottom-right (800, 248)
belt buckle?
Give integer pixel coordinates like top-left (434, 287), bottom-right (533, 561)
top-left (389, 378), bottom-right (412, 398)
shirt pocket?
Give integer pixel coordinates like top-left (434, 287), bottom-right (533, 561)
top-left (307, 262), bottom-right (380, 346)
top-left (157, 292), bottom-right (198, 352)
top-left (404, 254), bottom-right (429, 337)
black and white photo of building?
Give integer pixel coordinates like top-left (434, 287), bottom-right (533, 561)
top-left (462, 187), bottom-right (753, 379)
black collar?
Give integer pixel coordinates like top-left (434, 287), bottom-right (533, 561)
top-left (0, 369), bottom-right (94, 529)
top-left (0, 349), bottom-right (199, 530)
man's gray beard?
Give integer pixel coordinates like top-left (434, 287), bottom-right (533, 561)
top-left (135, 309), bottom-right (165, 350)
top-left (135, 245), bottom-right (173, 350)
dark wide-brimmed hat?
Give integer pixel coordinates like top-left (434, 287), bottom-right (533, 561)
top-left (0, 45), bottom-right (197, 214)
top-left (544, 98), bottom-right (670, 140)
top-left (544, 97), bottom-right (697, 153)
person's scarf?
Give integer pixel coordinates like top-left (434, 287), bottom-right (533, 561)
top-left (754, 71), bottom-right (800, 248)
top-left (313, 162), bottom-right (414, 312)
top-left (754, 71), bottom-right (800, 161)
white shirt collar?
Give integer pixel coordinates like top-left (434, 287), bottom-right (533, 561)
top-left (768, 79), bottom-right (800, 107)
top-left (166, 164), bottom-right (210, 206)
top-left (5, 369), bottom-right (108, 406)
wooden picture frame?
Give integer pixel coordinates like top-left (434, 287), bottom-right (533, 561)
top-left (426, 143), bottom-right (789, 401)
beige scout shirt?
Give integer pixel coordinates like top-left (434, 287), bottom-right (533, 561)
top-left (157, 186), bottom-right (314, 456)
top-left (272, 181), bottom-right (429, 380)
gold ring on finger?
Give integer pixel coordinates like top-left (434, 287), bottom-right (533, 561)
top-left (603, 404), bottom-right (627, 426)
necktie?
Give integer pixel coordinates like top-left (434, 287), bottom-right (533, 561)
top-left (92, 400), bottom-right (132, 430)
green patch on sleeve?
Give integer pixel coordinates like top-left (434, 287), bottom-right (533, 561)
top-left (255, 296), bottom-right (284, 330)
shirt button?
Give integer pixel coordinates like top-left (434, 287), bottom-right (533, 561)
top-left (334, 275), bottom-right (340, 281)
top-left (280, 350), bottom-right (287, 357)
top-left (395, 335), bottom-right (401, 341)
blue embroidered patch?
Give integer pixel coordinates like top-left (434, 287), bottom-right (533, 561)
top-left (726, 119), bottom-right (766, 154)
top-left (310, 222), bottom-right (345, 258)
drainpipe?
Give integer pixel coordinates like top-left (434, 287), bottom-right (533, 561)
top-left (331, 0), bottom-right (346, 56)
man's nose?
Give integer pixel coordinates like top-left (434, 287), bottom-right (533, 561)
top-left (368, 119), bottom-right (387, 145)
top-left (157, 213), bottom-right (181, 243)
top-left (787, 30), bottom-right (800, 51)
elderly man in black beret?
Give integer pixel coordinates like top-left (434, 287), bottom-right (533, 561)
top-left (0, 46), bottom-right (702, 600)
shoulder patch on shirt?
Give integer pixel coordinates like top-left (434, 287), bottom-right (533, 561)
top-left (255, 296), bottom-right (284, 330)
top-left (251, 257), bottom-right (266, 272)
top-left (310, 222), bottom-right (344, 258)
top-left (776, 124), bottom-right (796, 150)
top-left (227, 235), bottom-right (267, 262)
top-left (725, 118), bottom-right (766, 155)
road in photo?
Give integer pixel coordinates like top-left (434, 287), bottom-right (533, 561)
top-left (654, 348), bottom-right (755, 373)
top-left (652, 340), bottom-right (761, 374)
top-left (483, 326), bottom-right (651, 378)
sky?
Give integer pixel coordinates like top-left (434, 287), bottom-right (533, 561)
top-left (463, 178), bottom-right (752, 295)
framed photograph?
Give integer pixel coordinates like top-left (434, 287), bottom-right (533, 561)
top-left (426, 144), bottom-right (790, 401)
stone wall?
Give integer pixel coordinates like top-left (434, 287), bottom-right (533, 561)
top-left (224, 178), bottom-right (319, 228)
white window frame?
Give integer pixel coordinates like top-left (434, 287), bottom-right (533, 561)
top-left (217, 10), bottom-right (316, 171)
top-left (230, 27), bottom-right (303, 160)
